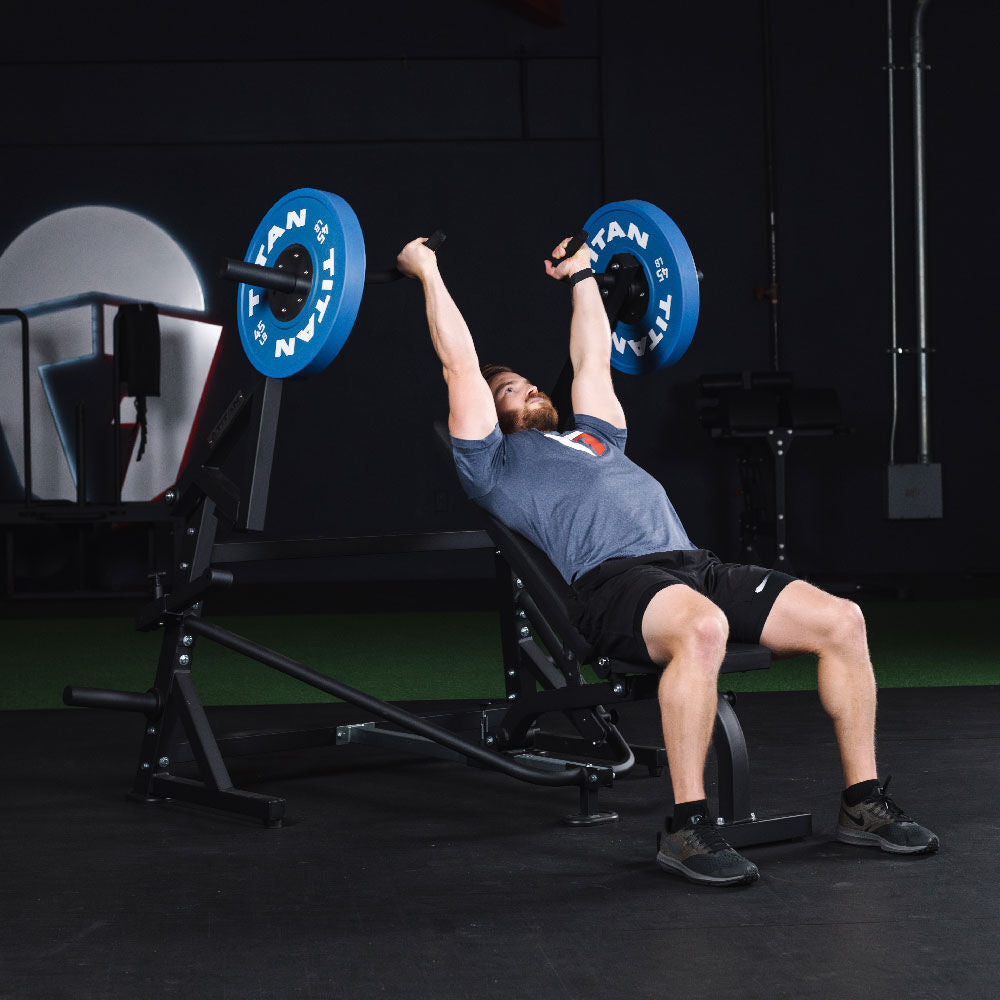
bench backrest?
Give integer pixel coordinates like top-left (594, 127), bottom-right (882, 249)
top-left (433, 421), bottom-right (772, 676)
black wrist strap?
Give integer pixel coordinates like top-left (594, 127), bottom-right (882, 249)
top-left (566, 267), bottom-right (595, 287)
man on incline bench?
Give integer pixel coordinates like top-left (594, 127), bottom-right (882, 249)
top-left (395, 233), bottom-right (939, 887)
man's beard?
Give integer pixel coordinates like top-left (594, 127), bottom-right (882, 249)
top-left (499, 392), bottom-right (559, 434)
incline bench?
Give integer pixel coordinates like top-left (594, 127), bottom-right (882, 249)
top-left (59, 381), bottom-right (811, 845)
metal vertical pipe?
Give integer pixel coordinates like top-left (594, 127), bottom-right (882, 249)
top-left (0, 310), bottom-right (33, 503)
top-left (75, 402), bottom-right (86, 505)
top-left (107, 304), bottom-right (122, 503)
top-left (886, 0), bottom-right (900, 465)
top-left (19, 311), bottom-right (32, 503)
top-left (912, 0), bottom-right (933, 463)
top-left (760, 0), bottom-right (781, 372)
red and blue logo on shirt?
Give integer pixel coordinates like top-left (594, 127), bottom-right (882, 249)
top-left (545, 430), bottom-right (607, 457)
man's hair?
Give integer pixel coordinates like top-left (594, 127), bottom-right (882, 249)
top-left (480, 363), bottom-right (514, 388)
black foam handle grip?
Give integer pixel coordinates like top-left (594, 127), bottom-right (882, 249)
top-left (423, 230), bottom-right (447, 253)
top-left (366, 229), bottom-right (447, 284)
top-left (548, 229), bottom-right (589, 267)
top-left (63, 685), bottom-right (160, 714)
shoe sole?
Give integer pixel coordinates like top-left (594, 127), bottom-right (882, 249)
top-left (836, 827), bottom-right (940, 855)
top-left (656, 851), bottom-right (760, 886)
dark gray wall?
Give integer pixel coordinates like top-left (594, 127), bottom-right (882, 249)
top-left (2, 0), bottom-right (995, 582)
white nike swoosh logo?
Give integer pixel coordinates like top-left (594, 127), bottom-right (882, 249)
top-left (754, 571), bottom-right (774, 594)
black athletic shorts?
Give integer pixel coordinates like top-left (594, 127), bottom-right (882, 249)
top-left (570, 549), bottom-right (797, 664)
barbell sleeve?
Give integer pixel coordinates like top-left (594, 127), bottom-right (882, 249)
top-left (219, 258), bottom-right (312, 296)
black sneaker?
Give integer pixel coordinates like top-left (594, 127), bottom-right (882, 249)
top-left (836, 777), bottom-right (939, 855)
top-left (655, 814), bottom-right (760, 886)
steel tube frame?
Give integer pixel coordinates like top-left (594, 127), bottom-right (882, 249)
top-left (912, 0), bottom-right (933, 464)
top-left (886, 0), bottom-right (901, 465)
top-left (185, 617), bottom-right (609, 790)
top-left (760, 0), bottom-right (781, 372)
top-left (0, 310), bottom-right (32, 503)
top-left (1, 292), bottom-right (210, 510)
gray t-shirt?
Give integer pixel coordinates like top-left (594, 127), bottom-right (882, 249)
top-left (451, 413), bottom-right (695, 583)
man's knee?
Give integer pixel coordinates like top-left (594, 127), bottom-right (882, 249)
top-left (787, 593), bottom-right (870, 660)
top-left (644, 589), bottom-right (729, 667)
top-left (685, 606), bottom-right (730, 660)
top-left (822, 597), bottom-right (868, 654)
top-left (762, 580), bottom-right (871, 659)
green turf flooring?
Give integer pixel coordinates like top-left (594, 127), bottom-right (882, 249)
top-left (1, 598), bottom-right (998, 711)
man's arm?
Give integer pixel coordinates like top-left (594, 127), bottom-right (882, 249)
top-left (545, 239), bottom-right (627, 428)
top-left (397, 237), bottom-right (496, 440)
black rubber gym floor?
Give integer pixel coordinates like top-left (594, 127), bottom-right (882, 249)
top-left (3, 686), bottom-right (997, 1000)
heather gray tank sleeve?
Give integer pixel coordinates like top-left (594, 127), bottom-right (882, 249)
top-left (452, 414), bottom-right (695, 583)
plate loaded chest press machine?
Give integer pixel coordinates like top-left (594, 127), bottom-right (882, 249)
top-left (65, 190), bottom-right (811, 845)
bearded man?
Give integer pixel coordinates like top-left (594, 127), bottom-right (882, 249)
top-left (395, 233), bottom-right (938, 887)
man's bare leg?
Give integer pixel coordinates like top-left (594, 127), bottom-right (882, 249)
top-left (641, 585), bottom-right (729, 805)
top-left (643, 585), bottom-right (760, 885)
top-left (758, 580), bottom-right (939, 854)
top-left (758, 580), bottom-right (877, 786)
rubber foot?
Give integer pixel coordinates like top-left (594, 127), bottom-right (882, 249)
top-left (562, 810), bottom-right (619, 827)
top-left (126, 791), bottom-right (165, 804)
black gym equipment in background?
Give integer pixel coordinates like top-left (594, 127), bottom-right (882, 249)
top-left (1, 0), bottom-right (994, 598)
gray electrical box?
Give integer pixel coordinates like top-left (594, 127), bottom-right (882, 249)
top-left (886, 463), bottom-right (943, 519)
